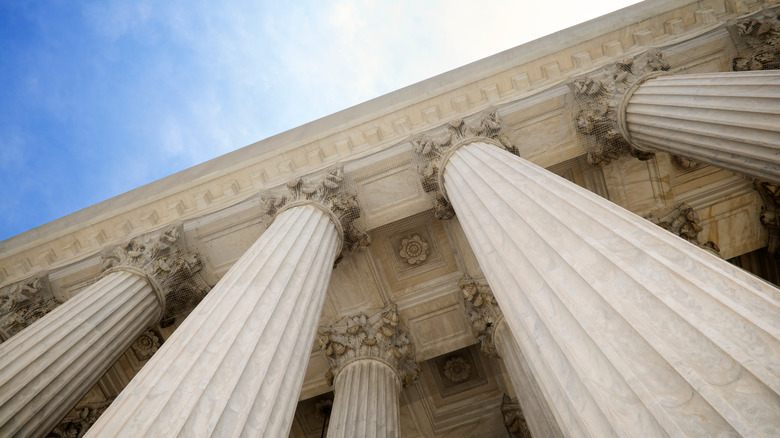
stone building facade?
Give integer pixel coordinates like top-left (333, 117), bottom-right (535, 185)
top-left (1, 1), bottom-right (779, 436)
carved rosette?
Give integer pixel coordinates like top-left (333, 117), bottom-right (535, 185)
top-left (730, 10), bottom-right (780, 71)
top-left (131, 329), bottom-right (162, 361)
top-left (48, 398), bottom-right (114, 438)
top-left (501, 394), bottom-right (532, 438)
top-left (443, 356), bottom-right (471, 382)
top-left (319, 306), bottom-right (420, 387)
top-left (100, 225), bottom-right (209, 324)
top-left (644, 202), bottom-right (720, 255)
top-left (410, 107), bottom-right (519, 219)
top-left (755, 179), bottom-right (780, 255)
top-left (570, 50), bottom-right (669, 166)
top-left (399, 234), bottom-right (430, 265)
top-left (0, 274), bottom-right (59, 342)
top-left (459, 278), bottom-right (502, 358)
top-left (260, 166), bottom-right (371, 262)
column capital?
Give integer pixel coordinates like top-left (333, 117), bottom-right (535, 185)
top-left (260, 165), bottom-right (371, 260)
top-left (644, 202), bottom-right (721, 255)
top-left (319, 306), bottom-right (420, 387)
top-left (410, 107), bottom-right (518, 219)
top-left (100, 225), bottom-right (208, 325)
top-left (459, 277), bottom-right (503, 358)
top-left (570, 49), bottom-right (669, 166)
top-left (754, 179), bottom-right (780, 255)
top-left (729, 9), bottom-right (780, 71)
top-left (0, 273), bottom-right (58, 342)
top-left (501, 394), bottom-right (532, 438)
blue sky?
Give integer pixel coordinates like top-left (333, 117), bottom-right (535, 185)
top-left (0, 0), bottom-right (640, 241)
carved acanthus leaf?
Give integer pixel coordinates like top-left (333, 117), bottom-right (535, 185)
top-left (459, 277), bottom-right (502, 358)
top-left (100, 225), bottom-right (210, 325)
top-left (754, 179), bottom-right (780, 255)
top-left (410, 107), bottom-right (518, 219)
top-left (0, 274), bottom-right (59, 343)
top-left (319, 306), bottom-right (419, 387)
top-left (730, 10), bottom-right (780, 71)
top-left (571, 50), bottom-right (669, 166)
top-left (260, 166), bottom-right (371, 261)
top-left (644, 202), bottom-right (720, 254)
top-left (501, 394), bottom-right (532, 438)
top-left (48, 398), bottom-right (115, 438)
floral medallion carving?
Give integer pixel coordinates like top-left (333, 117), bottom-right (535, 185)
top-left (410, 107), bottom-right (519, 219)
top-left (100, 225), bottom-right (210, 324)
top-left (319, 306), bottom-right (419, 387)
top-left (260, 166), bottom-right (371, 262)
top-left (443, 356), bottom-right (471, 382)
top-left (570, 49), bottom-right (669, 166)
top-left (399, 234), bottom-right (430, 265)
top-left (131, 330), bottom-right (161, 361)
top-left (0, 274), bottom-right (59, 343)
top-left (459, 278), bottom-right (502, 357)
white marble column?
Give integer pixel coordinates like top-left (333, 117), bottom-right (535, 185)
top-left (617, 70), bottom-right (780, 183)
top-left (328, 359), bottom-right (401, 438)
top-left (88, 168), bottom-right (367, 437)
top-left (418, 118), bottom-right (780, 435)
top-left (319, 307), bottom-right (418, 438)
top-left (0, 269), bottom-right (163, 438)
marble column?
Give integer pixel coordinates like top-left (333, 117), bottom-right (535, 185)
top-left (87, 168), bottom-right (369, 437)
top-left (617, 70), bottom-right (780, 183)
top-left (319, 307), bottom-right (418, 438)
top-left (461, 278), bottom-right (562, 438)
top-left (0, 269), bottom-right (163, 438)
top-left (413, 110), bottom-right (780, 436)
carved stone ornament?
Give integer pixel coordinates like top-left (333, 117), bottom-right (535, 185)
top-left (399, 234), bottom-right (430, 265)
top-left (410, 107), bottom-right (519, 220)
top-left (501, 394), bottom-right (532, 438)
top-left (754, 179), bottom-right (780, 255)
top-left (0, 274), bottom-right (60, 343)
top-left (48, 398), bottom-right (114, 438)
top-left (131, 329), bottom-right (162, 361)
top-left (100, 225), bottom-right (210, 325)
top-left (644, 202), bottom-right (720, 254)
top-left (443, 356), bottom-right (471, 382)
top-left (672, 155), bottom-right (700, 169)
top-left (318, 306), bottom-right (420, 387)
top-left (570, 49), bottom-right (669, 166)
top-left (730, 9), bottom-right (780, 71)
top-left (260, 166), bottom-right (371, 262)
top-left (459, 277), bottom-right (502, 358)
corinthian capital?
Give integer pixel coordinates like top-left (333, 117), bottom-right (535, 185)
top-left (260, 166), bottom-right (371, 260)
top-left (319, 306), bottom-right (420, 387)
top-left (410, 107), bottom-right (519, 220)
top-left (730, 10), bottom-right (780, 71)
top-left (459, 277), bottom-right (503, 358)
top-left (0, 273), bottom-right (58, 342)
top-left (570, 49), bottom-right (669, 166)
top-left (100, 225), bottom-right (209, 324)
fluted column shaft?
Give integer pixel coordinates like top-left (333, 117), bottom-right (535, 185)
top-left (494, 319), bottom-right (563, 438)
top-left (0, 270), bottom-right (162, 438)
top-left (327, 359), bottom-right (401, 438)
top-left (618, 70), bottom-right (780, 182)
top-left (88, 205), bottom-right (341, 437)
top-left (443, 140), bottom-right (780, 437)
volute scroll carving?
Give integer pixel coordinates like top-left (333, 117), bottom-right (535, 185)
top-left (318, 306), bottom-right (420, 387)
top-left (570, 49), bottom-right (670, 166)
top-left (754, 179), bottom-right (780, 255)
top-left (644, 202), bottom-right (720, 255)
top-left (410, 107), bottom-right (519, 220)
top-left (100, 225), bottom-right (210, 325)
top-left (459, 277), bottom-right (503, 358)
top-left (259, 166), bottom-right (371, 262)
top-left (730, 9), bottom-right (780, 71)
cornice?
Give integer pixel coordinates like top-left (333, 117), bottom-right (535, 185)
top-left (0, 0), bottom-right (769, 286)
